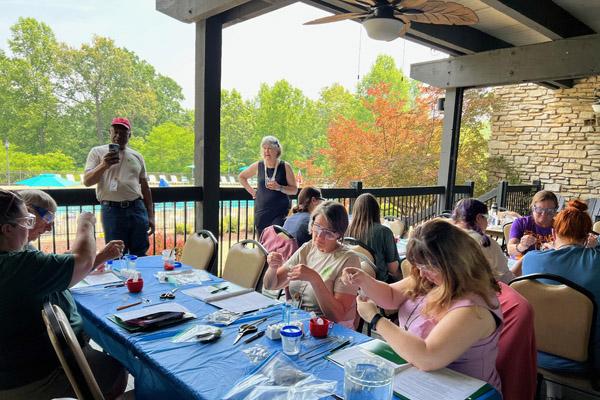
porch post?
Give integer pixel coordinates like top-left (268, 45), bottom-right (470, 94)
top-left (437, 87), bottom-right (464, 211)
top-left (195, 16), bottom-right (222, 237)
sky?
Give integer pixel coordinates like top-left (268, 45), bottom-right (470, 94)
top-left (0, 0), bottom-right (447, 109)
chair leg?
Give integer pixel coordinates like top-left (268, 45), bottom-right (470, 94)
top-left (536, 372), bottom-right (544, 400)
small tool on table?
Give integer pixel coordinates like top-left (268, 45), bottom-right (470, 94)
top-left (233, 317), bottom-right (267, 344)
top-left (243, 330), bottom-right (265, 344)
top-left (104, 283), bottom-right (125, 288)
top-left (160, 287), bottom-right (178, 300)
top-left (116, 300), bottom-right (142, 311)
top-left (210, 285), bottom-right (229, 294)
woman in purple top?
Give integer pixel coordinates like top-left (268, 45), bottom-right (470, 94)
top-left (343, 219), bottom-right (503, 392)
top-left (508, 190), bottom-right (558, 259)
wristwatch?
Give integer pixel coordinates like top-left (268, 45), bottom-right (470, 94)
top-left (369, 312), bottom-right (384, 331)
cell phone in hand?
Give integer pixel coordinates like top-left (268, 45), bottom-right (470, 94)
top-left (108, 143), bottom-right (120, 153)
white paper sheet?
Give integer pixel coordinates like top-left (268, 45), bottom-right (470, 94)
top-left (81, 272), bottom-right (123, 286)
top-left (182, 283), bottom-right (252, 302)
top-left (115, 302), bottom-right (191, 321)
top-left (209, 291), bottom-right (281, 314)
top-left (393, 366), bottom-right (486, 400)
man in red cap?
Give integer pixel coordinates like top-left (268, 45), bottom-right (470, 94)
top-left (83, 117), bottom-right (155, 256)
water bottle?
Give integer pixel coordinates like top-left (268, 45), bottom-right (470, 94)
top-left (491, 203), bottom-right (499, 225)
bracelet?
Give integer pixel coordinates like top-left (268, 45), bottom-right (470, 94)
top-left (369, 313), bottom-right (384, 331)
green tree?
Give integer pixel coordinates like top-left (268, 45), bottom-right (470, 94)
top-left (9, 146), bottom-right (77, 172)
top-left (357, 55), bottom-right (412, 102)
top-left (129, 122), bottom-right (193, 173)
top-left (221, 89), bottom-right (255, 174)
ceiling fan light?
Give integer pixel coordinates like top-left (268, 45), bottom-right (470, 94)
top-left (362, 17), bottom-right (404, 42)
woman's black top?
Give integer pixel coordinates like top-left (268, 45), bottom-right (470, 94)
top-left (255, 160), bottom-right (290, 232)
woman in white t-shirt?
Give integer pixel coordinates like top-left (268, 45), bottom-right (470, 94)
top-left (452, 198), bottom-right (514, 283)
top-left (264, 201), bottom-right (359, 327)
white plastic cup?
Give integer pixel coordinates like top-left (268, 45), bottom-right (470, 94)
top-left (344, 358), bottom-right (394, 400)
top-left (280, 325), bottom-right (302, 356)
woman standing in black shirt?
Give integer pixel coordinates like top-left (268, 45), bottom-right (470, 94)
top-left (239, 136), bottom-right (298, 236)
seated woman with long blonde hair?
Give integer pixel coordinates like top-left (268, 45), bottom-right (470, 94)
top-left (343, 219), bottom-right (502, 392)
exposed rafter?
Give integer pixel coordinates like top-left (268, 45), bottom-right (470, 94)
top-left (479, 0), bottom-right (594, 40)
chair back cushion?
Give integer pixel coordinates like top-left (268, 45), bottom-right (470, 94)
top-left (260, 225), bottom-right (298, 261)
top-left (223, 241), bottom-right (267, 289)
top-left (593, 220), bottom-right (600, 234)
top-left (496, 282), bottom-right (537, 400)
top-left (42, 303), bottom-right (104, 400)
top-left (511, 279), bottom-right (593, 362)
top-left (389, 220), bottom-right (405, 238)
top-left (181, 232), bottom-right (215, 270)
top-left (346, 244), bottom-right (374, 263)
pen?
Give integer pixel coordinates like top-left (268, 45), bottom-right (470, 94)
top-left (243, 330), bottom-right (265, 344)
top-left (210, 286), bottom-right (229, 294)
top-left (116, 300), bottom-right (142, 311)
top-left (104, 283), bottom-right (125, 288)
top-left (305, 339), bottom-right (352, 360)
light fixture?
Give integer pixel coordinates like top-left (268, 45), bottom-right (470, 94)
top-left (592, 103), bottom-right (600, 113)
top-left (362, 18), bottom-right (403, 42)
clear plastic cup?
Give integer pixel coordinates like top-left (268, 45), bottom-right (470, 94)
top-left (344, 358), bottom-right (394, 400)
top-left (280, 325), bottom-right (302, 356)
top-left (125, 255), bottom-right (137, 270)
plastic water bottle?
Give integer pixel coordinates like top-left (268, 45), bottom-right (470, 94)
top-left (491, 203), bottom-right (499, 225)
top-left (282, 303), bottom-right (291, 324)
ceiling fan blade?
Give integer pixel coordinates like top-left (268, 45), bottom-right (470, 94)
top-left (397, 0), bottom-right (428, 8)
top-left (403, 1), bottom-right (478, 25)
top-left (304, 12), bottom-right (369, 25)
top-left (339, 0), bottom-right (375, 7)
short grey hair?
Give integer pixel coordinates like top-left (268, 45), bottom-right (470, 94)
top-left (260, 135), bottom-right (282, 158)
top-left (17, 189), bottom-right (58, 213)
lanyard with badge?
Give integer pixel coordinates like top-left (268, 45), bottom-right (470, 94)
top-left (264, 161), bottom-right (280, 187)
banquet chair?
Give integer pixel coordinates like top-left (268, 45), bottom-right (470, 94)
top-left (353, 256), bottom-right (377, 336)
top-left (222, 239), bottom-right (268, 291)
top-left (383, 216), bottom-right (405, 238)
top-left (42, 302), bottom-right (105, 400)
top-left (501, 222), bottom-right (513, 254)
top-left (180, 229), bottom-right (218, 273)
top-left (510, 274), bottom-right (599, 397)
top-left (496, 282), bottom-right (537, 400)
top-left (342, 237), bottom-right (376, 264)
top-left (400, 259), bottom-right (413, 279)
top-left (593, 220), bottom-right (600, 234)
top-left (259, 225), bottom-right (298, 299)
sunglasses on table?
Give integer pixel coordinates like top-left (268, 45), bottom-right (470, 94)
top-left (32, 205), bottom-right (55, 224)
top-left (13, 213), bottom-right (36, 229)
top-left (532, 206), bottom-right (557, 215)
top-left (311, 223), bottom-right (339, 240)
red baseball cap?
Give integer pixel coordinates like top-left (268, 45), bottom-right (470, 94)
top-left (111, 117), bottom-right (131, 130)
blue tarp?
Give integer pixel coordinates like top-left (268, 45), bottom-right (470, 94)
top-left (15, 173), bottom-right (77, 187)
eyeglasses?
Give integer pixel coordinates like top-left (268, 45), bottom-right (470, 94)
top-left (12, 213), bottom-right (36, 229)
top-left (312, 223), bottom-right (339, 240)
top-left (532, 206), bottom-right (557, 215)
top-left (32, 205), bottom-right (55, 224)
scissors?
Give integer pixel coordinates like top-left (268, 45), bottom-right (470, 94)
top-left (160, 288), bottom-right (178, 300)
top-left (233, 317), bottom-right (267, 344)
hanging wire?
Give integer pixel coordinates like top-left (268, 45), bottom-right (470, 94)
top-left (357, 24), bottom-right (363, 82)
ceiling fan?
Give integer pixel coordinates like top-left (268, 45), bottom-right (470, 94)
top-left (304, 0), bottom-right (479, 42)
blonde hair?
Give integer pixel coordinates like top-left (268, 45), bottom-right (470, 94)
top-left (405, 219), bottom-right (500, 319)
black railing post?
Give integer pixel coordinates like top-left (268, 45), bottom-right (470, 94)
top-left (532, 179), bottom-right (542, 192)
top-left (466, 181), bottom-right (475, 197)
top-left (498, 181), bottom-right (508, 209)
top-left (349, 181), bottom-right (362, 214)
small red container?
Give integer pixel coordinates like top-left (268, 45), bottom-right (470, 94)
top-left (163, 261), bottom-right (175, 271)
top-left (309, 317), bottom-right (333, 338)
top-left (126, 278), bottom-right (144, 293)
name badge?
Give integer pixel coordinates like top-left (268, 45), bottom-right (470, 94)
top-left (109, 178), bottom-right (119, 192)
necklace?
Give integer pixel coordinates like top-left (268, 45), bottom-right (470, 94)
top-left (263, 160), bottom-right (280, 183)
top-left (403, 298), bottom-right (424, 331)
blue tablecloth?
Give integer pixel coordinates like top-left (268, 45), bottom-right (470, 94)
top-left (72, 256), bottom-right (369, 399)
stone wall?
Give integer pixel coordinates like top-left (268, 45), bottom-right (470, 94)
top-left (489, 76), bottom-right (600, 200)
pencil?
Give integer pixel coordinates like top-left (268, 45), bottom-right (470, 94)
top-left (116, 300), bottom-right (142, 311)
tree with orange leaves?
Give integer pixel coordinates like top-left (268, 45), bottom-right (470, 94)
top-left (323, 83), bottom-right (442, 187)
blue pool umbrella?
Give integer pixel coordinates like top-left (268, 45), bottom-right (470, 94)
top-left (15, 173), bottom-right (77, 187)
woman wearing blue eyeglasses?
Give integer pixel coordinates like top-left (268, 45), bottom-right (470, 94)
top-left (507, 190), bottom-right (558, 259)
top-left (264, 201), bottom-right (360, 327)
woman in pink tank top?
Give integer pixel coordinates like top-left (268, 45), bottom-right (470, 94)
top-left (343, 219), bottom-right (503, 393)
